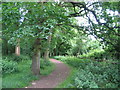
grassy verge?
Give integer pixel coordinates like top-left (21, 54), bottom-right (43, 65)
top-left (56, 65), bottom-right (77, 88)
top-left (41, 61), bottom-right (55, 75)
top-left (2, 60), bottom-right (55, 88)
top-left (2, 60), bottom-right (37, 88)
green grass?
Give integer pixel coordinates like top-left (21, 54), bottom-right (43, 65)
top-left (2, 59), bottom-right (55, 88)
top-left (2, 60), bottom-right (38, 88)
top-left (41, 61), bottom-right (55, 75)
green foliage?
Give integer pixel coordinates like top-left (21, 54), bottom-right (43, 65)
top-left (2, 2), bottom-right (120, 88)
top-left (40, 59), bottom-right (52, 69)
top-left (79, 48), bottom-right (117, 61)
top-left (40, 60), bottom-right (55, 75)
top-left (57, 66), bottom-right (77, 88)
top-left (72, 70), bottom-right (99, 88)
top-left (2, 54), bottom-right (30, 74)
top-left (2, 2), bottom-right (69, 45)
top-left (12, 54), bottom-right (30, 62)
top-left (54, 56), bottom-right (91, 68)
top-left (3, 54), bottom-right (30, 62)
top-left (2, 59), bottom-right (18, 74)
top-left (2, 57), bottom-right (55, 88)
top-left (70, 62), bottom-right (119, 88)
top-left (53, 56), bottom-right (67, 61)
top-left (55, 56), bottom-right (119, 88)
top-left (2, 2), bottom-right (21, 45)
top-left (64, 58), bottom-right (91, 68)
top-left (79, 49), bottom-right (105, 60)
top-left (2, 60), bottom-right (38, 88)
top-left (94, 2), bottom-right (120, 59)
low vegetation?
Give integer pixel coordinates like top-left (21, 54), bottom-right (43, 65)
top-left (54, 55), bottom-right (119, 88)
top-left (2, 55), bottom-right (55, 88)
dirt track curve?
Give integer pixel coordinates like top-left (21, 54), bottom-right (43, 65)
top-left (25, 59), bottom-right (70, 88)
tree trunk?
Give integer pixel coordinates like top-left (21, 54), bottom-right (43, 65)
top-left (32, 50), bottom-right (40, 75)
top-left (31, 38), bottom-right (41, 75)
top-left (44, 30), bottom-right (52, 60)
top-left (44, 48), bottom-right (49, 60)
top-left (15, 39), bottom-right (20, 56)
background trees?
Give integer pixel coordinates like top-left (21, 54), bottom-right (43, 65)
top-left (2, 2), bottom-right (72, 75)
top-left (65, 2), bottom-right (120, 59)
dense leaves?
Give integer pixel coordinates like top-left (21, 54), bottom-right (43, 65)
top-left (2, 2), bottom-right (120, 58)
top-left (55, 56), bottom-right (119, 88)
top-left (2, 59), bottom-right (18, 74)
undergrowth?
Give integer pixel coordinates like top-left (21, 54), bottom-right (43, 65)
top-left (2, 55), bottom-right (55, 88)
top-left (54, 56), bottom-right (119, 88)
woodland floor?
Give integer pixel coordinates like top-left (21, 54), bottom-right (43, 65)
top-left (24, 59), bottom-right (70, 88)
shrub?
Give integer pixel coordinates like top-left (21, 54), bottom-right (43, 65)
top-left (79, 49), bottom-right (116, 61)
top-left (73, 70), bottom-right (99, 88)
top-left (53, 56), bottom-right (67, 62)
top-left (56, 56), bottom-right (119, 88)
top-left (3, 54), bottom-right (30, 62)
top-left (67, 61), bottom-right (119, 88)
top-left (12, 54), bottom-right (30, 62)
top-left (2, 59), bottom-right (18, 74)
top-left (79, 50), bottom-right (112, 61)
top-left (54, 56), bottom-right (91, 68)
top-left (2, 58), bottom-right (55, 88)
top-left (40, 59), bottom-right (52, 69)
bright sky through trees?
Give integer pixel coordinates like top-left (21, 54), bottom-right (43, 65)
top-left (75, 7), bottom-right (119, 40)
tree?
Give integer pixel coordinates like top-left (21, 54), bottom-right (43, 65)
top-left (2, 2), bottom-right (71, 75)
top-left (44, 29), bottom-right (52, 61)
top-left (2, 1), bottom-right (119, 76)
top-left (60, 2), bottom-right (120, 59)
top-left (2, 2), bottom-right (21, 55)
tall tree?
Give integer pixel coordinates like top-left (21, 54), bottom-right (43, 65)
top-left (2, 2), bottom-right (70, 75)
top-left (44, 29), bottom-right (52, 61)
top-left (60, 2), bottom-right (120, 59)
top-left (2, 2), bottom-right (21, 55)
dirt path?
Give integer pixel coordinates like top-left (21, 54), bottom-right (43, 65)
top-left (25, 59), bottom-right (70, 88)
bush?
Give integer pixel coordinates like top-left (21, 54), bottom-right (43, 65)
top-left (53, 56), bottom-right (67, 62)
top-left (12, 54), bottom-right (30, 62)
top-left (3, 54), bottom-right (30, 62)
top-left (73, 70), bottom-right (99, 88)
top-left (40, 59), bottom-right (52, 69)
top-left (55, 56), bottom-right (119, 88)
top-left (54, 56), bottom-right (91, 68)
top-left (67, 61), bottom-right (119, 88)
top-left (2, 58), bottom-right (55, 88)
top-left (79, 49), bottom-right (107, 60)
top-left (79, 49), bottom-right (116, 61)
top-left (2, 59), bottom-right (18, 74)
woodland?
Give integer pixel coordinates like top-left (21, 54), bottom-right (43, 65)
top-left (1, 1), bottom-right (120, 88)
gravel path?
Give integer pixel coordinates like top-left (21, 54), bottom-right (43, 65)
top-left (25, 59), bottom-right (70, 88)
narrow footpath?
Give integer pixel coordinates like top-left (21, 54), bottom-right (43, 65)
top-left (26, 59), bottom-right (70, 88)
